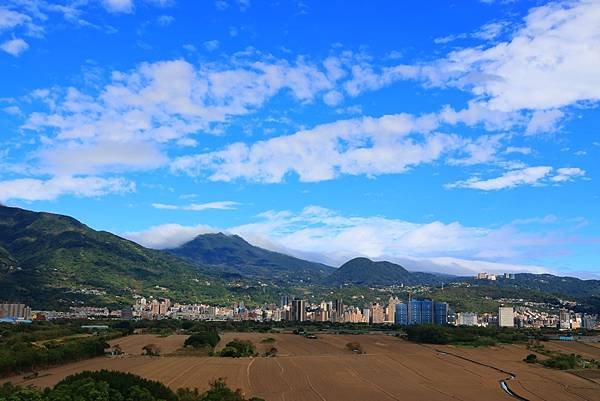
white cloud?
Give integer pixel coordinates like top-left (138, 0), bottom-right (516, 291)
top-left (126, 205), bottom-right (569, 275)
top-left (505, 146), bottom-right (532, 155)
top-left (171, 113), bottom-right (465, 182)
top-left (323, 90), bottom-right (343, 106)
top-left (1, 38), bottom-right (29, 56)
top-left (344, 64), bottom-right (419, 97)
top-left (550, 167), bottom-right (586, 182)
top-left (125, 223), bottom-right (215, 249)
top-left (426, 0), bottom-right (600, 111)
top-left (434, 21), bottom-right (508, 44)
top-left (152, 200), bottom-right (240, 211)
top-left (156, 15), bottom-right (174, 26)
top-left (3, 105), bottom-right (21, 115)
top-left (35, 140), bottom-right (167, 175)
top-left (447, 134), bottom-right (505, 166)
top-left (103, 0), bottom-right (134, 14)
top-left (472, 21), bottom-right (509, 41)
top-left (525, 109), bottom-right (564, 135)
top-left (214, 0), bottom-right (229, 11)
top-left (24, 58), bottom-right (339, 148)
top-left (0, 175), bottom-right (135, 202)
top-left (14, 54), bottom-right (532, 189)
top-left (437, 102), bottom-right (522, 131)
top-left (448, 165), bottom-right (586, 190)
top-left (171, 108), bottom-right (520, 183)
top-left (0, 8), bottom-right (30, 30)
top-left (203, 40), bottom-right (219, 51)
top-left (448, 166), bottom-right (553, 190)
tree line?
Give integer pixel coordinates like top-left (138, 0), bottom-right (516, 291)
top-left (0, 370), bottom-right (264, 401)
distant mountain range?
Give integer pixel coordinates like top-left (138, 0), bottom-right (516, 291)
top-left (328, 257), bottom-right (453, 286)
top-left (0, 205), bottom-right (598, 310)
top-left (166, 232), bottom-right (334, 282)
top-left (471, 273), bottom-right (600, 299)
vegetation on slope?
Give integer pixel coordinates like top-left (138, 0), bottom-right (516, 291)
top-left (403, 325), bottom-right (546, 346)
top-left (328, 257), bottom-right (451, 286)
top-left (0, 322), bottom-right (122, 377)
top-left (167, 233), bottom-right (334, 283)
top-left (0, 205), bottom-right (230, 309)
top-left (0, 371), bottom-right (265, 401)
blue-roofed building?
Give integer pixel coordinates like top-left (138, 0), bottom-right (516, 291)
top-left (395, 299), bottom-right (449, 326)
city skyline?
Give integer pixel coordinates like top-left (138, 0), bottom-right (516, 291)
top-left (1, 0), bottom-right (599, 278)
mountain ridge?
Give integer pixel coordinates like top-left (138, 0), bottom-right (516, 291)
top-left (328, 256), bottom-right (454, 286)
top-left (166, 232), bottom-right (335, 282)
top-left (0, 205), bottom-right (598, 310)
top-left (0, 205), bottom-right (229, 309)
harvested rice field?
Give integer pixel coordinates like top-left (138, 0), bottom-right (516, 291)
top-left (3, 333), bottom-right (599, 401)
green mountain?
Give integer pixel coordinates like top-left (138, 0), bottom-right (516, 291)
top-left (328, 257), bottom-right (450, 286)
top-left (1, 205), bottom-right (598, 312)
top-left (166, 233), bottom-right (334, 283)
top-left (0, 205), bottom-right (229, 309)
top-left (471, 273), bottom-right (600, 299)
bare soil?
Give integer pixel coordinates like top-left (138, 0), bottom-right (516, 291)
top-left (3, 333), bottom-right (599, 401)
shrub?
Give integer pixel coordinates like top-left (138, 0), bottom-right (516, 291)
top-left (185, 330), bottom-right (220, 349)
top-left (141, 344), bottom-right (161, 357)
top-left (541, 353), bottom-right (580, 370)
top-left (524, 354), bottom-right (538, 363)
top-left (218, 340), bottom-right (255, 358)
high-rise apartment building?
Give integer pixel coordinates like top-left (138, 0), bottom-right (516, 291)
top-left (291, 298), bottom-right (307, 321)
top-left (395, 302), bottom-right (408, 325)
top-left (370, 303), bottom-right (385, 324)
top-left (334, 299), bottom-right (344, 321)
top-left (434, 302), bottom-right (449, 325)
top-left (0, 303), bottom-right (31, 320)
top-left (386, 297), bottom-right (400, 323)
top-left (394, 299), bottom-right (448, 326)
top-left (498, 307), bottom-right (515, 327)
top-left (583, 314), bottom-right (597, 330)
top-left (559, 309), bottom-right (571, 330)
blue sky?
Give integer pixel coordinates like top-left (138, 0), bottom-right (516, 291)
top-left (1, 0), bottom-right (599, 277)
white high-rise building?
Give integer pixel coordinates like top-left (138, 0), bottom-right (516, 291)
top-left (498, 307), bottom-right (514, 327)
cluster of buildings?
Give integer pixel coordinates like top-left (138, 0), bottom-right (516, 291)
top-left (129, 295), bottom-right (450, 325)
top-left (476, 272), bottom-right (516, 281)
top-left (455, 306), bottom-right (599, 330)
top-left (0, 303), bottom-right (32, 323)
top-left (3, 296), bottom-right (598, 332)
top-left (559, 309), bottom-right (598, 330)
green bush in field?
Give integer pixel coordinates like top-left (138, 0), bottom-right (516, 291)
top-left (184, 328), bottom-right (220, 349)
top-left (217, 339), bottom-right (255, 358)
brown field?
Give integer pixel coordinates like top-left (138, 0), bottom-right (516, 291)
top-left (110, 334), bottom-right (190, 355)
top-left (3, 333), bottom-right (600, 401)
top-left (541, 340), bottom-right (600, 360)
